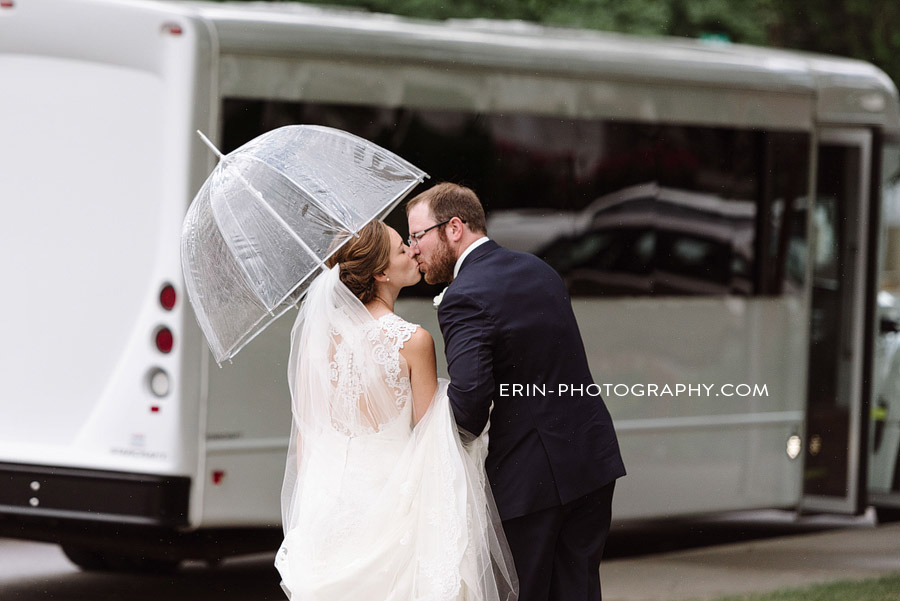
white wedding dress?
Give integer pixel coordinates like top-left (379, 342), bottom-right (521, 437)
top-left (275, 265), bottom-right (517, 601)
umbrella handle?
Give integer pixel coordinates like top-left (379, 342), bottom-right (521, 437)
top-left (196, 129), bottom-right (225, 161)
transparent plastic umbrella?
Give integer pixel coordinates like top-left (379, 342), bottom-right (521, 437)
top-left (181, 125), bottom-right (428, 364)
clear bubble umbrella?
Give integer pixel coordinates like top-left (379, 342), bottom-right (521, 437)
top-left (181, 125), bottom-right (428, 364)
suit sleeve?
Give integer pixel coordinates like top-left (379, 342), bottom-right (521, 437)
top-left (439, 290), bottom-right (495, 436)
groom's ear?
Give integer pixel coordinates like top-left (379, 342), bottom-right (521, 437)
top-left (446, 217), bottom-right (466, 242)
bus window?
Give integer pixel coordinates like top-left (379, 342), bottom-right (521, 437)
top-left (763, 133), bottom-right (811, 294)
top-left (222, 99), bottom-right (810, 300)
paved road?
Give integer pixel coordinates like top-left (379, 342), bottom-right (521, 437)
top-left (0, 510), bottom-right (887, 601)
top-left (0, 539), bottom-right (283, 601)
top-left (604, 516), bottom-right (900, 601)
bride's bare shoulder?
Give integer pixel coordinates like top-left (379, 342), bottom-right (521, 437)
top-left (399, 325), bottom-right (434, 356)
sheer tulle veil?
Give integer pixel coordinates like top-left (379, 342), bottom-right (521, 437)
top-left (276, 265), bottom-right (518, 601)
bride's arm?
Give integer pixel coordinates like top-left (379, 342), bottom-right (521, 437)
top-left (400, 327), bottom-right (438, 425)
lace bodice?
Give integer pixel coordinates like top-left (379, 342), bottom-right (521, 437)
top-left (368, 313), bottom-right (418, 407)
top-left (327, 312), bottom-right (418, 436)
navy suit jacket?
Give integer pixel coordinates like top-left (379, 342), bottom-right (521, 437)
top-left (438, 240), bottom-right (626, 520)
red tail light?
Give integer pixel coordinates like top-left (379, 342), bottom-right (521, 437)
top-left (0, 2), bottom-right (15, 9)
top-left (155, 327), bottom-right (174, 353)
top-left (160, 284), bottom-right (176, 310)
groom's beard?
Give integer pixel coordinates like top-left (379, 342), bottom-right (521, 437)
top-left (424, 232), bottom-right (456, 285)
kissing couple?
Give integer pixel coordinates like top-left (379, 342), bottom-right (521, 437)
top-left (275, 183), bottom-right (626, 601)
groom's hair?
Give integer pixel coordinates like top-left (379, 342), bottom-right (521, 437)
top-left (406, 182), bottom-right (487, 235)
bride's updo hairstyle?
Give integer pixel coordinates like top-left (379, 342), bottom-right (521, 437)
top-left (325, 221), bottom-right (392, 304)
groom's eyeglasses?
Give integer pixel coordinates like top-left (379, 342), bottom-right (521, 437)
top-left (408, 219), bottom-right (454, 247)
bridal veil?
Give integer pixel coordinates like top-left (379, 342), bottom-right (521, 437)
top-left (276, 265), bottom-right (517, 601)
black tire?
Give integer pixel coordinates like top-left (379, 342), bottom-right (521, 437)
top-left (61, 545), bottom-right (179, 574)
top-left (61, 545), bottom-right (108, 572)
top-left (875, 506), bottom-right (900, 524)
top-left (104, 554), bottom-right (180, 575)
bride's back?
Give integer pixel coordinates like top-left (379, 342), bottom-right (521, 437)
top-left (326, 312), bottom-right (418, 438)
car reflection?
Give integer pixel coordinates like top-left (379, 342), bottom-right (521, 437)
top-left (487, 182), bottom-right (755, 296)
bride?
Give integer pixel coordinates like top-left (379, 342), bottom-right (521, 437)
top-left (275, 221), bottom-right (518, 601)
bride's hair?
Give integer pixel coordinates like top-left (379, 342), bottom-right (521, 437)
top-left (326, 221), bottom-right (391, 304)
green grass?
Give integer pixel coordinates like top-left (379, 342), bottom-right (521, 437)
top-left (692, 573), bottom-right (900, 601)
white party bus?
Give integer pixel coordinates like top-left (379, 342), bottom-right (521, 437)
top-left (1, 0), bottom-right (899, 570)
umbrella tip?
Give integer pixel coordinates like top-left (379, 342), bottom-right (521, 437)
top-left (196, 129), bottom-right (225, 161)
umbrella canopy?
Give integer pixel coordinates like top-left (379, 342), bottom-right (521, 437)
top-left (181, 125), bottom-right (428, 364)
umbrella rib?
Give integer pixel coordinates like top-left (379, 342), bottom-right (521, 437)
top-left (243, 154), bottom-right (358, 236)
top-left (230, 167), bottom-right (329, 275)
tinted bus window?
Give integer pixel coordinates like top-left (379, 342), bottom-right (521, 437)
top-left (222, 99), bottom-right (809, 298)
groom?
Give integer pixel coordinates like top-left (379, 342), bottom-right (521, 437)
top-left (406, 183), bottom-right (626, 601)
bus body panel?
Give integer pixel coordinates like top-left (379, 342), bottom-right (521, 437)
top-left (218, 53), bottom-right (816, 132)
top-left (0, 0), bottom-right (214, 529)
top-left (200, 4), bottom-right (818, 93)
top-left (578, 296), bottom-right (806, 517)
top-left (199, 315), bottom-right (292, 527)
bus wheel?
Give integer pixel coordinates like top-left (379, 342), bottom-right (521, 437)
top-left (61, 545), bottom-right (108, 571)
top-left (875, 506), bottom-right (900, 524)
top-left (103, 554), bottom-right (180, 574)
top-left (61, 545), bottom-right (179, 574)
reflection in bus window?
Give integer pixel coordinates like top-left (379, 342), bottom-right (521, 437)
top-left (223, 99), bottom-right (809, 298)
top-left (525, 184), bottom-right (756, 296)
top-left (546, 229), bottom-right (654, 297)
top-left (814, 198), bottom-right (840, 283)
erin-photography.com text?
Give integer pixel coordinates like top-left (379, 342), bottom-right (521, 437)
top-left (498, 383), bottom-right (770, 398)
